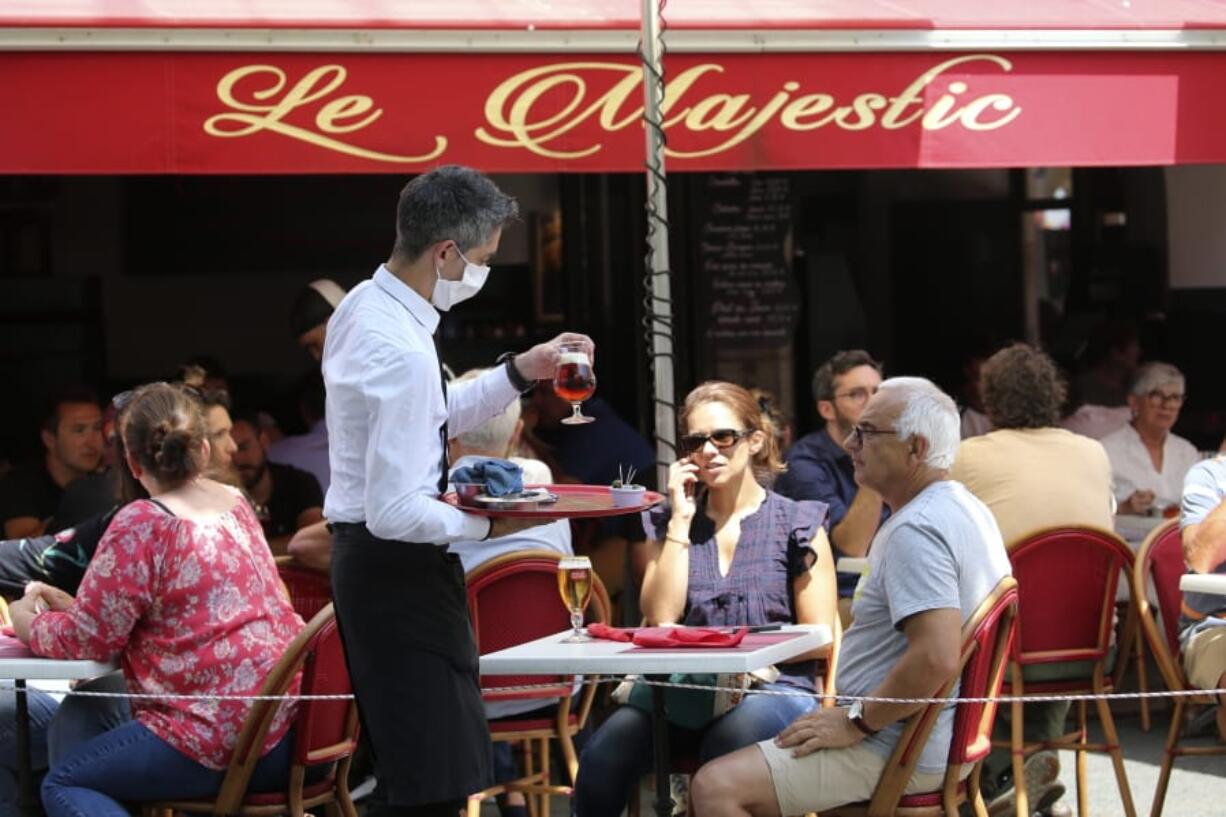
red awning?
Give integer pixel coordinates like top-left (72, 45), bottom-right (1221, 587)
top-left (3, 1), bottom-right (1226, 174)
top-left (4, 0), bottom-right (1226, 30)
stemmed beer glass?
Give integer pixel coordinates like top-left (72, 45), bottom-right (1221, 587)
top-left (557, 556), bottom-right (594, 642)
top-left (553, 341), bottom-right (596, 425)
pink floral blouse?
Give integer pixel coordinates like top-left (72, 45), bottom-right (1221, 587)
top-left (30, 497), bottom-right (305, 769)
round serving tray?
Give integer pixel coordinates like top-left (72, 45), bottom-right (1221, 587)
top-left (443, 484), bottom-right (664, 519)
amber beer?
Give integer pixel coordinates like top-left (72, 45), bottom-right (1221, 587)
top-left (557, 557), bottom-right (594, 613)
top-left (553, 352), bottom-right (596, 403)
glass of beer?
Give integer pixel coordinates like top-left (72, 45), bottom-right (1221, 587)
top-left (554, 341), bottom-right (596, 425)
top-left (557, 556), bottom-right (594, 642)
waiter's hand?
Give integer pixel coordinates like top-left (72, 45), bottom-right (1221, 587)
top-left (514, 333), bottom-right (596, 381)
top-left (487, 516), bottom-right (554, 540)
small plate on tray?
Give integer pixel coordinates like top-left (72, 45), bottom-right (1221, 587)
top-left (443, 484), bottom-right (664, 519)
top-left (471, 488), bottom-right (559, 511)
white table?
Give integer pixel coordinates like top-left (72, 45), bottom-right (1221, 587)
top-left (0, 655), bottom-right (117, 817)
top-left (1180, 573), bottom-right (1226, 596)
top-left (481, 625), bottom-right (831, 817)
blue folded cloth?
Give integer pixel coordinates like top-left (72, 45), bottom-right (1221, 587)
top-left (450, 458), bottom-right (524, 497)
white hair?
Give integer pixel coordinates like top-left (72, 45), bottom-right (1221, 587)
top-left (1130, 362), bottom-right (1184, 397)
top-left (451, 368), bottom-right (521, 455)
top-left (878, 376), bottom-right (960, 471)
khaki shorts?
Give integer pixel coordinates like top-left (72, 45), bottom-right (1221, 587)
top-left (757, 739), bottom-right (949, 817)
top-left (1184, 626), bottom-right (1226, 692)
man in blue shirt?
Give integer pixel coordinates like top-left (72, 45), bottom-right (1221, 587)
top-left (774, 350), bottom-right (888, 624)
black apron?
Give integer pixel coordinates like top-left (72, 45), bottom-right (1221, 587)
top-left (330, 522), bottom-right (493, 806)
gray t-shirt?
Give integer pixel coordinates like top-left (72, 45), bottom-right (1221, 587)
top-left (837, 479), bottom-right (1010, 773)
top-left (1179, 456), bottom-right (1226, 641)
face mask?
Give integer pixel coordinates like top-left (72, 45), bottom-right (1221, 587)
top-left (431, 248), bottom-right (490, 311)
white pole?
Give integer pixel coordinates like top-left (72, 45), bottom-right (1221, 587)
top-left (641, 0), bottom-right (676, 490)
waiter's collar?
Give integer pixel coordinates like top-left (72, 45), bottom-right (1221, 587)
top-left (374, 264), bottom-right (439, 334)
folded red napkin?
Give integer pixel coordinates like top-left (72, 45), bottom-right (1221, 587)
top-left (633, 627), bottom-right (747, 648)
top-left (584, 623), bottom-right (748, 648)
top-left (585, 623), bottom-right (633, 642)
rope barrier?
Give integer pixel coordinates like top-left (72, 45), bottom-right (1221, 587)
top-left (6, 675), bottom-right (1224, 706)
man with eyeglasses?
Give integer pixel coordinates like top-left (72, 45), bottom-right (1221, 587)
top-left (690, 377), bottom-right (1010, 817)
top-left (1101, 361), bottom-right (1200, 518)
top-left (775, 350), bottom-right (889, 624)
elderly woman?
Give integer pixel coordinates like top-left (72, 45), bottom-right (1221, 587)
top-left (1101, 361), bottom-right (1201, 516)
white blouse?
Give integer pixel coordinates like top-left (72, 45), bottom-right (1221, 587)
top-left (322, 265), bottom-right (519, 544)
top-left (1101, 422), bottom-right (1201, 511)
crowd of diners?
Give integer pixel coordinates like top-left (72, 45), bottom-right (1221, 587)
top-left (0, 165), bottom-right (1221, 817)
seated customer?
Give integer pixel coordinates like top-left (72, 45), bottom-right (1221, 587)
top-left (0, 387), bottom-right (104, 539)
top-left (690, 378), bottom-right (1010, 817)
top-left (950, 343), bottom-right (1114, 816)
top-left (1180, 454), bottom-right (1226, 740)
top-left (1102, 362), bottom-right (1200, 517)
top-left (231, 411), bottom-right (324, 553)
top-left (8, 382), bottom-right (304, 816)
top-left (775, 350), bottom-right (888, 626)
top-left (573, 381), bottom-right (837, 817)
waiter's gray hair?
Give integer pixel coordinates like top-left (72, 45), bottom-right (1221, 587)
top-left (878, 377), bottom-right (960, 471)
top-left (393, 166), bottom-right (519, 261)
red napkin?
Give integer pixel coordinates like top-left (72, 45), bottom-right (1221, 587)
top-left (0, 626), bottom-right (14, 638)
top-left (632, 627), bottom-right (748, 648)
top-left (586, 623), bottom-right (633, 642)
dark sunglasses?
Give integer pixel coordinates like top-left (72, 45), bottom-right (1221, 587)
top-left (679, 428), bottom-right (752, 455)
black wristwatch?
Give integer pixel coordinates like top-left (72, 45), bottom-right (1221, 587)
top-left (497, 352), bottom-right (535, 394)
top-left (846, 700), bottom-right (878, 737)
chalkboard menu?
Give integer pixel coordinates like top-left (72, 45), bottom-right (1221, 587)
top-left (695, 173), bottom-right (799, 349)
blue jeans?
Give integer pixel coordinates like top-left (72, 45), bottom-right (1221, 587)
top-left (573, 683), bottom-right (816, 817)
top-left (0, 683), bottom-right (59, 817)
top-left (47, 671), bottom-right (130, 765)
top-left (41, 720), bottom-right (294, 817)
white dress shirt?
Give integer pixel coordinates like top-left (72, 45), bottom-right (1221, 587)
top-left (322, 265), bottom-right (520, 544)
top-left (1101, 422), bottom-right (1201, 510)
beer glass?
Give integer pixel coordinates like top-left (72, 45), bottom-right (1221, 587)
top-left (557, 556), bottom-right (594, 642)
top-left (553, 341), bottom-right (596, 425)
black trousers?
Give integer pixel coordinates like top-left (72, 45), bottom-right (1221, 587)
top-left (330, 523), bottom-right (493, 808)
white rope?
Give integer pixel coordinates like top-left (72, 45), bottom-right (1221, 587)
top-left (6, 675), bottom-right (1223, 706)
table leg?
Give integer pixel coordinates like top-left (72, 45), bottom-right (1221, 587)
top-left (14, 679), bottom-right (38, 817)
top-left (649, 676), bottom-right (674, 817)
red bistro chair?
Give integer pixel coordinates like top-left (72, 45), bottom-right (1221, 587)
top-left (826, 575), bottom-right (1018, 817)
top-left (275, 556), bottom-right (333, 621)
top-left (1133, 518), bottom-right (1226, 817)
top-left (465, 550), bottom-right (611, 817)
top-left (144, 603), bottom-right (360, 817)
top-left (998, 527), bottom-right (1137, 817)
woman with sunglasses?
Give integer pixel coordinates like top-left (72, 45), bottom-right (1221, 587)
top-left (7, 382), bottom-right (304, 816)
top-left (574, 381), bottom-right (837, 817)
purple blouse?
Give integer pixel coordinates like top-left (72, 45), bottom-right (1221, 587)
top-left (643, 490), bottom-right (829, 690)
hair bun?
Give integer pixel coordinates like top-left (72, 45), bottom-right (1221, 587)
top-left (151, 423), bottom-right (195, 482)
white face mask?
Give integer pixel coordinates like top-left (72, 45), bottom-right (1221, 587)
top-left (431, 248), bottom-right (490, 311)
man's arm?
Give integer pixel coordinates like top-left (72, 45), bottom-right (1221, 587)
top-left (287, 521), bottom-right (333, 572)
top-left (773, 607), bottom-right (961, 757)
top-left (3, 517), bottom-right (44, 540)
top-left (1184, 498), bottom-right (1226, 574)
top-left (830, 487), bottom-right (884, 558)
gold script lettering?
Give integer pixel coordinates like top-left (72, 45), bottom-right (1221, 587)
top-left (476, 54), bottom-right (1022, 161)
top-left (204, 65), bottom-right (446, 163)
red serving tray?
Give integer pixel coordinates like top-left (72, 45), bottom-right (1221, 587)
top-left (443, 484), bottom-right (664, 519)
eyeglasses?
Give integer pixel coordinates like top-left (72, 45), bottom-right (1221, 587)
top-left (833, 387), bottom-right (877, 405)
top-left (679, 428), bottom-right (752, 455)
top-left (1145, 390), bottom-right (1185, 407)
top-left (848, 424), bottom-right (898, 448)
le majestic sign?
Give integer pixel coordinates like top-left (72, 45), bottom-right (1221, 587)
top-left (1, 50), bottom-right (1223, 173)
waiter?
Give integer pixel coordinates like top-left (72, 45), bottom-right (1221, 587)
top-left (322, 165), bottom-right (593, 817)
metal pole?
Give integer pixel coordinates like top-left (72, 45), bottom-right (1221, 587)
top-left (641, 0), bottom-right (676, 491)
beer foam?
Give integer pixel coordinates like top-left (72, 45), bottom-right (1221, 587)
top-left (559, 351), bottom-right (589, 365)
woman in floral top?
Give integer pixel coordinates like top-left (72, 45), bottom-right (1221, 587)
top-left (9, 383), bottom-right (304, 816)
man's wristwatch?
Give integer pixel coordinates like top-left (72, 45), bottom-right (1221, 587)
top-left (496, 352), bottom-right (534, 394)
top-left (846, 700), bottom-right (878, 737)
